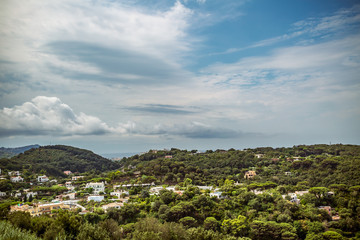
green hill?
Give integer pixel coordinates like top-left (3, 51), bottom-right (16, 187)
top-left (0, 144), bottom-right (40, 158)
top-left (0, 145), bottom-right (120, 177)
top-left (120, 144), bottom-right (360, 187)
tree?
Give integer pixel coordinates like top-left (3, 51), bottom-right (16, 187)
top-left (8, 211), bottom-right (32, 231)
top-left (204, 217), bottom-right (219, 231)
top-left (76, 222), bottom-right (110, 240)
top-left (222, 215), bottom-right (248, 237)
top-left (179, 216), bottom-right (197, 228)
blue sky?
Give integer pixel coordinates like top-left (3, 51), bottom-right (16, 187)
top-left (0, 0), bottom-right (359, 154)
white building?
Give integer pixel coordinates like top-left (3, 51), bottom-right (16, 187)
top-left (87, 195), bottom-right (104, 202)
top-left (26, 192), bottom-right (37, 198)
top-left (210, 192), bottom-right (224, 199)
top-left (110, 190), bottom-right (129, 198)
top-left (0, 192), bottom-right (6, 197)
top-left (65, 182), bottom-right (74, 190)
top-left (197, 186), bottom-right (213, 191)
top-left (37, 175), bottom-right (49, 183)
top-left (72, 176), bottom-right (84, 181)
top-left (85, 182), bottom-right (105, 194)
top-left (10, 176), bottom-right (24, 183)
top-left (102, 202), bottom-right (123, 212)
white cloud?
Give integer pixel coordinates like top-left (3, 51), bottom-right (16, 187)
top-left (0, 96), bottom-right (132, 137)
top-left (0, 96), bottom-right (246, 139)
top-left (0, 0), bottom-right (195, 86)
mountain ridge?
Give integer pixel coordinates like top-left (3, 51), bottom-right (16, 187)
top-left (0, 144), bottom-right (40, 158)
top-left (0, 145), bottom-right (121, 177)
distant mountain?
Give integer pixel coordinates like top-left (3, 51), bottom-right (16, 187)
top-left (0, 145), bottom-right (121, 177)
top-left (0, 144), bottom-right (40, 158)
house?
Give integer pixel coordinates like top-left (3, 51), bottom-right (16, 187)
top-left (210, 192), bottom-right (224, 199)
top-left (65, 182), bottom-right (74, 190)
top-left (197, 186), bottom-right (213, 191)
top-left (318, 206), bottom-right (332, 215)
top-left (72, 176), bottom-right (84, 181)
top-left (10, 202), bottom-right (72, 217)
top-left (102, 202), bottom-right (123, 212)
top-left (254, 154), bottom-right (264, 159)
top-left (26, 192), bottom-right (37, 199)
top-left (10, 176), bottom-right (24, 183)
top-left (164, 155), bottom-right (173, 159)
top-left (62, 193), bottom-right (76, 200)
top-left (0, 192), bottom-right (6, 197)
top-left (289, 193), bottom-right (300, 204)
top-left (149, 187), bottom-right (164, 195)
top-left (63, 171), bottom-right (72, 175)
top-left (87, 195), bottom-right (104, 202)
top-left (35, 202), bottom-right (71, 216)
top-left (244, 170), bottom-right (256, 179)
top-left (110, 190), bottom-right (129, 198)
top-left (10, 204), bottom-right (37, 216)
top-left (37, 175), bottom-right (49, 183)
top-left (285, 172), bottom-right (292, 176)
top-left (85, 182), bottom-right (105, 194)
top-left (8, 171), bottom-right (21, 176)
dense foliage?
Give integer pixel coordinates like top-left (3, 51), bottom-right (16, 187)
top-left (0, 145), bottom-right (120, 177)
top-left (120, 144), bottom-right (360, 187)
top-left (1, 144), bottom-right (359, 239)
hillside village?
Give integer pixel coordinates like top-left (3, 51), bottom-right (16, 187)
top-left (0, 144), bottom-right (359, 239)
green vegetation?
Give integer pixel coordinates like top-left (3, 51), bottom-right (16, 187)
top-left (121, 144), bottom-right (360, 187)
top-left (0, 220), bottom-right (41, 240)
top-left (0, 144), bottom-right (359, 239)
top-left (0, 145), bottom-right (120, 177)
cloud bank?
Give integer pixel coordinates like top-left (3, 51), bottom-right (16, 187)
top-left (0, 96), bottom-right (244, 139)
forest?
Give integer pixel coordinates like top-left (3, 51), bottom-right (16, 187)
top-left (0, 145), bottom-right (121, 177)
top-left (0, 144), bottom-right (359, 239)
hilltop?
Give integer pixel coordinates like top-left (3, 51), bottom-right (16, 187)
top-left (120, 144), bottom-right (360, 187)
top-left (0, 145), bottom-right (120, 177)
top-left (0, 144), bottom-right (40, 158)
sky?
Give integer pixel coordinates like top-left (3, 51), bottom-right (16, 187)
top-left (0, 0), bottom-right (359, 154)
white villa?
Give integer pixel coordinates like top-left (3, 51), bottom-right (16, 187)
top-left (37, 175), bottom-right (49, 183)
top-left (85, 182), bottom-right (105, 194)
top-left (102, 202), bottom-right (123, 212)
top-left (110, 190), bottom-right (129, 198)
top-left (87, 195), bottom-right (104, 202)
top-left (10, 176), bottom-right (24, 183)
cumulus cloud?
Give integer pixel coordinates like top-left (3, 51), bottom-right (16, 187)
top-left (0, 96), bottom-right (245, 139)
top-left (0, 96), bottom-right (132, 137)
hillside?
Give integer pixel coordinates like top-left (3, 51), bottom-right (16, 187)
top-left (0, 145), bottom-right (120, 177)
top-left (120, 144), bottom-right (360, 187)
top-left (0, 144), bottom-right (40, 158)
